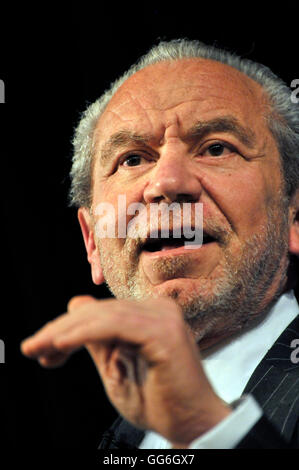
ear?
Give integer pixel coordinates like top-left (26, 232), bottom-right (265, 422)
top-left (289, 189), bottom-right (299, 257)
top-left (77, 207), bottom-right (105, 285)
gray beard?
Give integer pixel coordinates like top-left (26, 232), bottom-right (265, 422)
top-left (97, 202), bottom-right (290, 345)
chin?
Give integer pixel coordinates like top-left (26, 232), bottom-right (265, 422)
top-left (153, 279), bottom-right (209, 313)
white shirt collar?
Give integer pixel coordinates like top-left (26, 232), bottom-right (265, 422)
top-left (139, 290), bottom-right (299, 449)
top-left (201, 290), bottom-right (299, 403)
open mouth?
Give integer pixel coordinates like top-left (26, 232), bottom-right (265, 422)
top-left (141, 232), bottom-right (217, 253)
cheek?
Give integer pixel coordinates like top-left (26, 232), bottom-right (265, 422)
top-left (203, 167), bottom-right (277, 237)
top-left (95, 174), bottom-right (145, 204)
top-left (97, 238), bottom-right (124, 271)
top-left (93, 181), bottom-right (147, 239)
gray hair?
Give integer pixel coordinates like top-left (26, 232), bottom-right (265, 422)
top-left (69, 39), bottom-right (299, 208)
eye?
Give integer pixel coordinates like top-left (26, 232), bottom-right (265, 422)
top-left (121, 154), bottom-right (149, 167)
top-left (202, 143), bottom-right (235, 157)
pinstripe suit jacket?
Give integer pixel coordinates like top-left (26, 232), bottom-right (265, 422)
top-left (98, 315), bottom-right (299, 449)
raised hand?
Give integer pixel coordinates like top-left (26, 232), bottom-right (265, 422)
top-left (21, 295), bottom-right (231, 447)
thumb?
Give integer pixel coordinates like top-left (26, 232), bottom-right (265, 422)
top-left (67, 295), bottom-right (96, 313)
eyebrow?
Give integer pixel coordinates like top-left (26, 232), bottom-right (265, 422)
top-left (188, 116), bottom-right (256, 149)
top-left (98, 115), bottom-right (256, 166)
top-left (99, 130), bottom-right (154, 167)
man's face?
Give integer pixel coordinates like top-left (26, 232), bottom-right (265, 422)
top-left (85, 59), bottom-right (291, 347)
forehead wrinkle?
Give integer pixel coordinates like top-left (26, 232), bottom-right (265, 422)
top-left (97, 115), bottom-right (258, 169)
top-left (99, 130), bottom-right (156, 167)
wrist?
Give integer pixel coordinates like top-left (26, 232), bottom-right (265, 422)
top-left (170, 397), bottom-right (233, 448)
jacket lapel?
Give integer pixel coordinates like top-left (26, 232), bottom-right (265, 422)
top-left (243, 315), bottom-right (299, 442)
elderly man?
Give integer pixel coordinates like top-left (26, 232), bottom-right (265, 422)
top-left (21, 39), bottom-right (299, 449)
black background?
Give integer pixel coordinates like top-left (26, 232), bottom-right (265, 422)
top-left (0, 6), bottom-right (298, 452)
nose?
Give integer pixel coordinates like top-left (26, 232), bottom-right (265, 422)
top-left (143, 147), bottom-right (202, 204)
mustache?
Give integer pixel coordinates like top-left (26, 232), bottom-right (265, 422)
top-left (124, 219), bottom-right (230, 255)
top-left (93, 200), bottom-right (232, 253)
top-left (125, 202), bottom-right (203, 250)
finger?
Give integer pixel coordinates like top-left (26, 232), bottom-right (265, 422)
top-left (21, 297), bottom-right (180, 361)
top-left (21, 333), bottom-right (82, 359)
top-left (21, 299), bottom-right (99, 356)
top-left (37, 351), bottom-right (72, 368)
top-left (85, 342), bottom-right (143, 388)
top-left (20, 299), bottom-right (125, 357)
top-left (67, 295), bottom-right (96, 312)
top-left (51, 298), bottom-right (180, 352)
top-left (21, 334), bottom-right (59, 358)
top-left (51, 314), bottom-right (146, 352)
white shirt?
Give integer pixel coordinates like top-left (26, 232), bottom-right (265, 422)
top-left (139, 290), bottom-right (299, 449)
